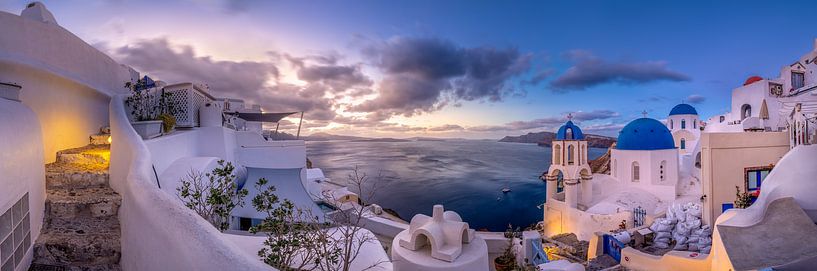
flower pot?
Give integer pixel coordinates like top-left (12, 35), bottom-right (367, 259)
top-left (494, 257), bottom-right (513, 271)
top-left (131, 120), bottom-right (163, 139)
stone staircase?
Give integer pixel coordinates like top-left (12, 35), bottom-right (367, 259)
top-left (30, 140), bottom-right (122, 271)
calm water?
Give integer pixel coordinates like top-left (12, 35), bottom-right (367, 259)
top-left (306, 140), bottom-right (605, 231)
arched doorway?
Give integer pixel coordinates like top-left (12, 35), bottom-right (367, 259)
top-left (741, 104), bottom-right (752, 120)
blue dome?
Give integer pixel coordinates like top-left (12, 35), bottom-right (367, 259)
top-left (556, 121), bottom-right (585, 140)
top-left (616, 118), bottom-right (675, 150)
top-left (669, 103), bottom-right (698, 116)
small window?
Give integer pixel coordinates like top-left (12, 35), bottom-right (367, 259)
top-left (660, 161), bottom-right (666, 181)
top-left (567, 145), bottom-right (575, 165)
top-left (681, 138), bottom-right (686, 150)
top-left (554, 144), bottom-right (562, 165)
top-left (681, 119), bottom-right (686, 129)
top-left (612, 159), bottom-right (617, 177)
top-left (719, 116), bottom-right (725, 123)
top-left (670, 119), bottom-right (674, 129)
top-left (741, 104), bottom-right (752, 120)
top-left (632, 162), bottom-right (640, 182)
top-left (693, 120), bottom-right (697, 129)
top-left (792, 72), bottom-right (805, 89)
top-left (745, 167), bottom-right (772, 192)
top-left (695, 152), bottom-right (702, 168)
top-left (565, 127), bottom-right (573, 140)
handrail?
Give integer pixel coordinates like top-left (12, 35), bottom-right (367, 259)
top-left (109, 95), bottom-right (274, 271)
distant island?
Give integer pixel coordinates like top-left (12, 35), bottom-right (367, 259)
top-left (498, 131), bottom-right (616, 148)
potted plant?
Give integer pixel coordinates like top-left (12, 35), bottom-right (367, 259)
top-left (125, 78), bottom-right (163, 139)
top-left (156, 90), bottom-right (177, 134)
top-left (494, 225), bottom-right (519, 271)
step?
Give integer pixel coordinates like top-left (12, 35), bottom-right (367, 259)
top-left (46, 187), bottom-right (121, 219)
top-left (33, 231), bottom-right (121, 267)
top-left (44, 216), bottom-right (120, 236)
top-left (29, 262), bottom-right (122, 271)
top-left (45, 169), bottom-right (109, 190)
top-left (55, 145), bottom-right (110, 166)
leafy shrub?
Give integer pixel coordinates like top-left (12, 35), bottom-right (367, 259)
top-left (177, 160), bottom-right (248, 231)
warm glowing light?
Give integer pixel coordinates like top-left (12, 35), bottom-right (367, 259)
top-left (107, 136), bottom-right (112, 144)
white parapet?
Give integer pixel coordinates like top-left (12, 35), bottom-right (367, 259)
top-left (391, 205), bottom-right (489, 271)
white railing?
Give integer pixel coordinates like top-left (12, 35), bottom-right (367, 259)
top-left (109, 95), bottom-right (274, 271)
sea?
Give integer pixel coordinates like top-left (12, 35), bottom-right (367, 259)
top-left (305, 139), bottom-right (606, 231)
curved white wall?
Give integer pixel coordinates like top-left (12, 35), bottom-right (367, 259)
top-left (0, 98), bottom-right (45, 271)
top-left (109, 95), bottom-right (274, 271)
top-left (0, 11), bottom-right (136, 162)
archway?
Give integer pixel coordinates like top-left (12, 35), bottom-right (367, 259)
top-left (742, 104), bottom-right (752, 120)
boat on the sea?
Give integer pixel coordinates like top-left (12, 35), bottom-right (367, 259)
top-left (502, 187), bottom-right (511, 193)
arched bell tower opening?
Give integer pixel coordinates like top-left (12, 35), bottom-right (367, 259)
top-left (546, 115), bottom-right (593, 209)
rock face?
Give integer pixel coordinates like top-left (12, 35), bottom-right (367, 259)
top-left (589, 144), bottom-right (614, 174)
top-left (499, 131), bottom-right (616, 148)
top-left (32, 144), bottom-right (121, 271)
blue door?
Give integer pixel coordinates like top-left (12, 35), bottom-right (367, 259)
top-left (602, 234), bottom-right (626, 262)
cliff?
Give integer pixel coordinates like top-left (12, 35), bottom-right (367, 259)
top-left (589, 144), bottom-right (614, 174)
top-left (498, 131), bottom-right (616, 148)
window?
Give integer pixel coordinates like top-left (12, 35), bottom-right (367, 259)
top-left (681, 119), bottom-right (686, 129)
top-left (580, 145), bottom-right (585, 164)
top-left (660, 160), bottom-right (666, 181)
top-left (792, 72), bottom-right (805, 89)
top-left (557, 172), bottom-right (564, 193)
top-left (680, 138), bottom-right (686, 150)
top-left (567, 145), bottom-right (575, 165)
top-left (693, 120), bottom-right (697, 129)
top-left (613, 159), bottom-right (617, 177)
top-left (565, 127), bottom-right (573, 140)
top-left (695, 152), bottom-right (702, 168)
top-left (741, 104), bottom-right (752, 120)
top-left (719, 116), bottom-right (725, 123)
top-left (632, 162), bottom-right (640, 182)
top-left (554, 144), bottom-right (562, 165)
top-left (670, 119), bottom-right (674, 129)
top-left (745, 166), bottom-right (773, 192)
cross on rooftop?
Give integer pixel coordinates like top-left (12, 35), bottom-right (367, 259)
top-left (642, 110), bottom-right (648, 117)
top-left (567, 113), bottom-right (573, 121)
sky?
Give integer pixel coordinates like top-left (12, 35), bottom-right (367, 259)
top-left (3, 0), bottom-right (817, 139)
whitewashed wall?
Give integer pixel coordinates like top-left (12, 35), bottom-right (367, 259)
top-left (109, 95), bottom-right (274, 271)
top-left (0, 98), bottom-right (45, 271)
top-left (0, 11), bottom-right (135, 162)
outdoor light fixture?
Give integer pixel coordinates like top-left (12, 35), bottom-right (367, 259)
top-left (107, 135), bottom-right (112, 144)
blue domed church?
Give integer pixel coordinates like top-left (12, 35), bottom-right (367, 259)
top-left (611, 117), bottom-right (680, 200)
top-left (667, 103), bottom-right (701, 154)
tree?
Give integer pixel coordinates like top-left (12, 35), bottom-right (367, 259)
top-left (177, 160), bottom-right (248, 231)
top-left (249, 178), bottom-right (338, 270)
top-left (316, 166), bottom-right (389, 271)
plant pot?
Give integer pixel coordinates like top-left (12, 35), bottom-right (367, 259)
top-left (494, 257), bottom-right (513, 271)
top-left (131, 120), bottom-right (163, 139)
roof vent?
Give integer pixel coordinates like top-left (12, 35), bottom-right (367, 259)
top-left (21, 2), bottom-right (58, 25)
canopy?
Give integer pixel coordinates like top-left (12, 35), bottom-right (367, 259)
top-left (226, 112), bottom-right (298, 123)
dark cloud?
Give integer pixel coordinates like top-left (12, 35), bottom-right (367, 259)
top-left (353, 37), bottom-right (532, 117)
top-left (568, 110), bottom-right (620, 121)
top-left (296, 64), bottom-right (372, 92)
top-left (427, 124), bottom-right (465, 132)
top-left (550, 50), bottom-right (690, 91)
top-left (114, 38), bottom-right (336, 121)
top-left (686, 94), bottom-right (706, 104)
top-left (523, 68), bottom-right (555, 85)
top-left (467, 109), bottom-right (620, 132)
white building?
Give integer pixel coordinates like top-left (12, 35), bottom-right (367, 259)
top-left (666, 104), bottom-right (701, 154)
